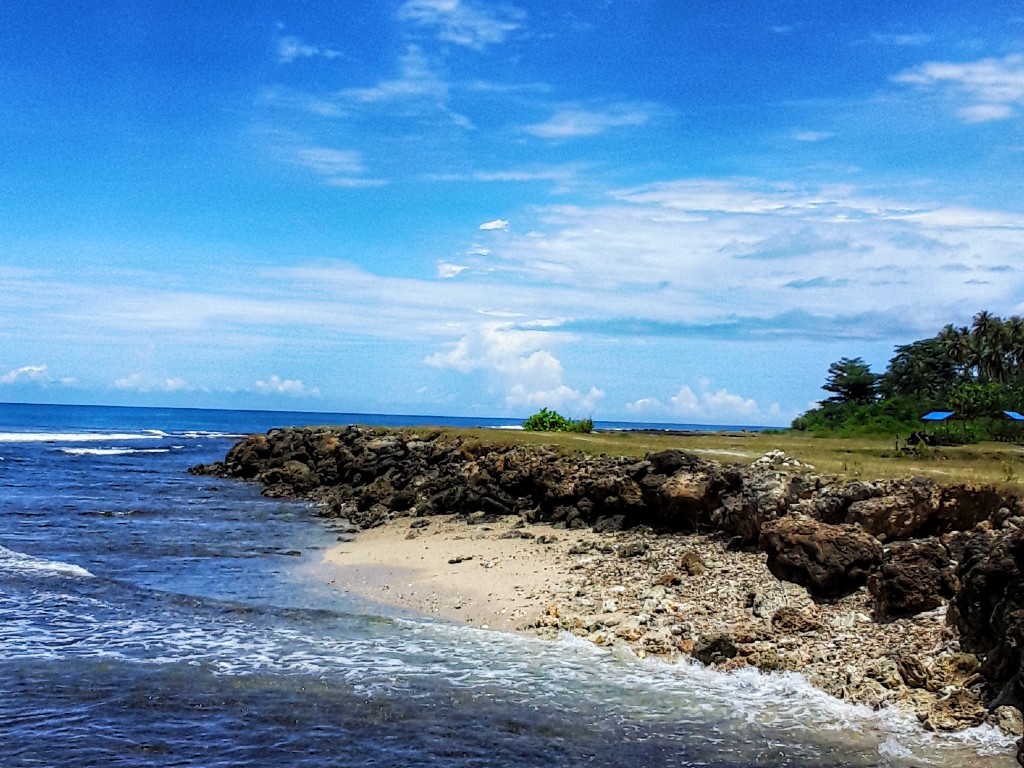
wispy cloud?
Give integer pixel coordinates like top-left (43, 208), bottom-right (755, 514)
top-left (871, 32), bottom-right (931, 47)
top-left (282, 145), bottom-right (386, 187)
top-left (398, 0), bottom-right (525, 50)
top-left (524, 103), bottom-right (656, 139)
top-left (895, 53), bottom-right (1024, 122)
top-left (791, 130), bottom-right (832, 142)
top-left (113, 374), bottom-right (192, 393)
top-left (479, 218), bottom-right (509, 231)
top-left (344, 45), bottom-right (447, 104)
top-left (278, 35), bottom-right (341, 63)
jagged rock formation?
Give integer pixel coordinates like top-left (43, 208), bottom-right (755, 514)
top-left (193, 425), bottom-right (1024, 753)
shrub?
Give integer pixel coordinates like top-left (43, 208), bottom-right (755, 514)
top-left (523, 408), bottom-right (594, 433)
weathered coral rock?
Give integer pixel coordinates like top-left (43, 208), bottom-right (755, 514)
top-left (759, 516), bottom-right (883, 599)
top-left (868, 537), bottom-right (956, 619)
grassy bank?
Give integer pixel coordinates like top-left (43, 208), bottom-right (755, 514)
top-left (398, 427), bottom-right (1024, 492)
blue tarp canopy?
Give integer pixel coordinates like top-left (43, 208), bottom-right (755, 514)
top-left (921, 411), bottom-right (957, 421)
top-left (1003, 411), bottom-right (1024, 421)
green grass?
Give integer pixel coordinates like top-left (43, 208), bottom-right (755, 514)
top-left (386, 426), bottom-right (1024, 492)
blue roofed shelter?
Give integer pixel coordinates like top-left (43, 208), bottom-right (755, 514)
top-left (921, 411), bottom-right (957, 422)
top-left (920, 410), bottom-right (965, 442)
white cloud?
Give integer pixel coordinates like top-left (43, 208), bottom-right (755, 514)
top-left (278, 35), bottom-right (341, 63)
top-left (292, 147), bottom-right (365, 176)
top-left (113, 374), bottom-right (192, 393)
top-left (524, 104), bottom-right (655, 139)
top-left (282, 146), bottom-right (386, 187)
top-left (398, 0), bottom-right (524, 50)
top-left (424, 322), bottom-right (603, 414)
top-left (479, 218), bottom-right (509, 231)
top-left (792, 130), bottom-right (832, 142)
top-left (344, 45), bottom-right (446, 104)
top-left (254, 375), bottom-right (320, 398)
top-left (0, 364), bottom-right (63, 386)
top-left (437, 261), bottom-right (468, 278)
top-left (896, 54), bottom-right (1024, 122)
top-left (625, 381), bottom-right (764, 422)
top-left (871, 32), bottom-right (931, 47)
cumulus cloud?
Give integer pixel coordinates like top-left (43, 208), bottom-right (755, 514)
top-left (398, 0), bottom-right (524, 50)
top-left (0, 364), bottom-right (72, 387)
top-left (479, 218), bottom-right (509, 231)
top-left (626, 380), bottom-right (765, 422)
top-left (254, 375), bottom-right (320, 398)
top-left (895, 54), bottom-right (1024, 122)
top-left (524, 104), bottom-right (655, 139)
top-left (425, 323), bottom-right (603, 414)
top-left (278, 35), bottom-right (341, 63)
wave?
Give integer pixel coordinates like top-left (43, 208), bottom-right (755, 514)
top-left (0, 431), bottom-right (166, 444)
top-left (59, 447), bottom-right (174, 456)
top-left (0, 545), bottom-right (94, 579)
top-left (0, 429), bottom-right (241, 445)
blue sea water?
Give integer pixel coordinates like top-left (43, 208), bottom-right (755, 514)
top-left (0, 402), bottom-right (1015, 767)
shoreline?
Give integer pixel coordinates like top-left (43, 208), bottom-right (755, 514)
top-left (315, 511), bottom-right (1021, 741)
top-left (193, 425), bottom-right (1024, 756)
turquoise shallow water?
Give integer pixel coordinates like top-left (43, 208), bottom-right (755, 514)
top-left (0, 403), bottom-right (1016, 767)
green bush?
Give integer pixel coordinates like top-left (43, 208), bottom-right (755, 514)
top-left (523, 408), bottom-right (594, 433)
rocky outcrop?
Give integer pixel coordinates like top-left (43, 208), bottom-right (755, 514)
top-left (868, 538), bottom-right (956, 619)
top-left (759, 516), bottom-right (882, 598)
top-left (195, 426), bottom-right (1024, 752)
top-left (954, 525), bottom-right (1024, 718)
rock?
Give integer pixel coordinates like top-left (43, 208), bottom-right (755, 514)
top-left (693, 633), bottom-right (738, 665)
top-left (718, 470), bottom-right (789, 545)
top-left (994, 705), bottom-right (1024, 737)
top-left (759, 516), bottom-right (883, 599)
top-left (771, 606), bottom-right (821, 634)
top-left (617, 541), bottom-right (649, 558)
top-left (868, 538), bottom-right (956, 619)
top-left (845, 478), bottom-right (935, 540)
top-left (954, 526), bottom-right (1024, 713)
top-left (678, 550), bottom-right (706, 576)
top-left (918, 688), bottom-right (988, 732)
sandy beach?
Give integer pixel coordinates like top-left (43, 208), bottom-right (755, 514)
top-left (318, 515), bottom-right (589, 632)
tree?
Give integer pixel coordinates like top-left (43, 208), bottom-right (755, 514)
top-left (821, 357), bottom-right (879, 405)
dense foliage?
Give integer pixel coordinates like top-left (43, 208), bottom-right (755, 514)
top-left (522, 408), bottom-right (594, 433)
top-left (794, 311), bottom-right (1024, 439)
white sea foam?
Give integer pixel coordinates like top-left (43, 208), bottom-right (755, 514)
top-left (0, 431), bottom-right (163, 444)
top-left (59, 447), bottom-right (173, 456)
top-left (0, 545), bottom-right (94, 579)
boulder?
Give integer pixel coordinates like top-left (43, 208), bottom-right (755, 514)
top-left (868, 538), bottom-right (955, 619)
top-left (759, 516), bottom-right (882, 599)
top-left (845, 478), bottom-right (935, 540)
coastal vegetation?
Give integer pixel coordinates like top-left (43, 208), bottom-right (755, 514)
top-left (793, 311), bottom-right (1024, 441)
top-left (522, 407), bottom-right (594, 433)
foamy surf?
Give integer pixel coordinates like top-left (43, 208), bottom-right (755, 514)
top-left (0, 431), bottom-right (165, 444)
top-left (0, 545), bottom-right (94, 579)
top-left (59, 447), bottom-right (174, 456)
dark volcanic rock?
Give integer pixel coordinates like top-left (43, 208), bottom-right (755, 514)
top-left (759, 516), bottom-right (883, 599)
top-left (868, 537), bottom-right (956, 619)
top-left (955, 526), bottom-right (1024, 710)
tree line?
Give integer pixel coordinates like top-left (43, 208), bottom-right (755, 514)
top-left (793, 310), bottom-right (1024, 438)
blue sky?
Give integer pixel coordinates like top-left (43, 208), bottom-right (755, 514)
top-left (3, 1), bottom-right (1024, 425)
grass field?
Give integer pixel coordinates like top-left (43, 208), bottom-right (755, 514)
top-left (417, 427), bottom-right (1024, 492)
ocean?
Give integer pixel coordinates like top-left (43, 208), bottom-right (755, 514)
top-left (0, 402), bottom-right (1015, 767)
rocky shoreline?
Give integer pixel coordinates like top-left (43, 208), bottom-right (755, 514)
top-left (191, 426), bottom-right (1024, 762)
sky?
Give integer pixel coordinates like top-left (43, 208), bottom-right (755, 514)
top-left (3, 1), bottom-right (1024, 425)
